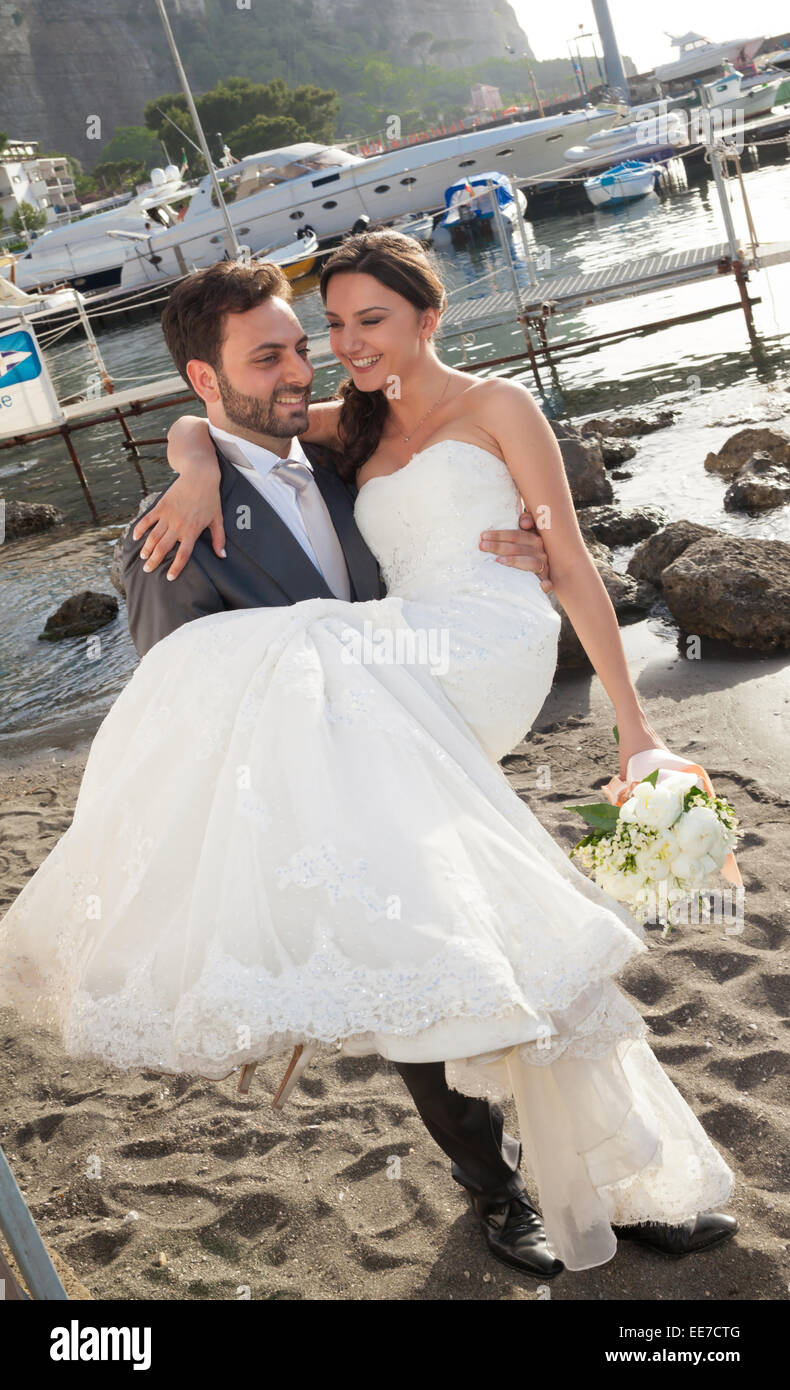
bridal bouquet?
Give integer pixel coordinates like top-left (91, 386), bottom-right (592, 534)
top-left (565, 734), bottom-right (743, 934)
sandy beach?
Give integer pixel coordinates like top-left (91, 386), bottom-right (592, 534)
top-left (1, 614), bottom-right (788, 1303)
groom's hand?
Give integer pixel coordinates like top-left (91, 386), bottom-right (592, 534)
top-left (479, 508), bottom-right (553, 591)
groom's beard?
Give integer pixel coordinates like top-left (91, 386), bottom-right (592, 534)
top-left (215, 369), bottom-right (310, 438)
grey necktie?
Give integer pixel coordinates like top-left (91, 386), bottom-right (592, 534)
top-left (270, 458), bottom-right (352, 601)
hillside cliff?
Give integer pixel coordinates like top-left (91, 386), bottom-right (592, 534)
top-left (0, 0), bottom-right (533, 161)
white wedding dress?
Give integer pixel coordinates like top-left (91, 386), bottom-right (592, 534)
top-left (0, 440), bottom-right (734, 1270)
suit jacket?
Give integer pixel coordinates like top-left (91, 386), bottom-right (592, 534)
top-left (121, 439), bottom-right (385, 658)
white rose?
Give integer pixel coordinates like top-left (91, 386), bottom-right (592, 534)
top-left (670, 852), bottom-right (706, 885)
top-left (618, 796), bottom-right (638, 823)
top-left (675, 804), bottom-right (721, 858)
top-left (631, 778), bottom-right (685, 831)
top-left (707, 821), bottom-right (735, 868)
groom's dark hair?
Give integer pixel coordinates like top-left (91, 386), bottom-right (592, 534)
top-left (162, 260), bottom-right (294, 384)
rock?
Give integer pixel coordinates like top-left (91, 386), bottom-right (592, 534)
top-left (576, 504), bottom-right (667, 547)
top-left (39, 591), bottom-right (119, 641)
top-left (549, 420), bottom-right (613, 506)
top-left (627, 520), bottom-right (720, 586)
top-left (580, 411), bottom-right (675, 439)
top-left (552, 556), bottom-right (656, 668)
top-left (661, 536), bottom-right (790, 650)
top-left (704, 427), bottom-right (790, 479)
top-left (599, 438), bottom-right (637, 466)
top-left (109, 491), bottom-right (163, 599)
top-left (584, 539), bottom-right (613, 565)
top-left (1, 499), bottom-right (65, 539)
top-left (723, 453), bottom-right (790, 511)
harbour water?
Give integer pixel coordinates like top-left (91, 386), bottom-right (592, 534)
top-left (1, 152), bottom-right (788, 756)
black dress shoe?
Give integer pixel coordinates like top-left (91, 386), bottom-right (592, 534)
top-left (467, 1189), bottom-right (565, 1279)
top-left (612, 1211), bottom-right (738, 1257)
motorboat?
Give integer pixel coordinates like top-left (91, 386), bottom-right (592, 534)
top-left (564, 109), bottom-right (687, 170)
top-left (653, 32), bottom-right (765, 83)
top-left (685, 66), bottom-right (784, 117)
top-left (11, 166), bottom-right (193, 292)
top-left (110, 226), bottom-right (319, 289)
top-left (0, 274), bottom-right (86, 326)
top-left (584, 161), bottom-right (660, 208)
top-left (435, 171), bottom-right (527, 241)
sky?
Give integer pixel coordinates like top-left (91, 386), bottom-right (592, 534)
top-left (510, 1), bottom-right (789, 74)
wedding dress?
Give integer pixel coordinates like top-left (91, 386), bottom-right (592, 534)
top-left (0, 440), bottom-right (734, 1270)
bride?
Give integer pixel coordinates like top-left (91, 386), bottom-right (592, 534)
top-left (0, 231), bottom-right (735, 1275)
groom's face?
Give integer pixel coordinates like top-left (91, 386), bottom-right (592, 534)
top-left (188, 296), bottom-right (313, 441)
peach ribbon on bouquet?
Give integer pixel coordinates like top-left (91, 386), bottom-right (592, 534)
top-left (600, 756), bottom-right (743, 887)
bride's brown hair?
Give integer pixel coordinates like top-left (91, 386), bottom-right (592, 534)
top-left (319, 230), bottom-right (447, 480)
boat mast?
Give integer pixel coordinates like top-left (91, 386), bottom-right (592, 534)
top-left (154, 0), bottom-right (241, 259)
top-left (591, 0), bottom-right (631, 104)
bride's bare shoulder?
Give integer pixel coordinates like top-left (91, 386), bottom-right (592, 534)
top-left (468, 376), bottom-right (538, 414)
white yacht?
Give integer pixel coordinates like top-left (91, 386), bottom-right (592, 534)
top-left (115, 113), bottom-right (631, 287)
top-left (654, 32), bottom-right (765, 83)
top-left (11, 167), bottom-right (192, 292)
top-left (14, 109), bottom-right (630, 293)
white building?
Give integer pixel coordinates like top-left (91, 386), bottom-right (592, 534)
top-left (0, 139), bottom-right (78, 228)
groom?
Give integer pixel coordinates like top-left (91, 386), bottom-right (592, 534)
top-left (122, 262), bottom-right (735, 1279)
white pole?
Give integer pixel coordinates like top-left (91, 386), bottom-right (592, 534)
top-left (487, 178), bottom-right (521, 311)
top-left (700, 84), bottom-right (741, 259)
top-left (70, 290), bottom-right (114, 394)
top-left (154, 0), bottom-right (240, 260)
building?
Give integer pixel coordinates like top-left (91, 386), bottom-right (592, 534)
top-left (470, 84), bottom-right (503, 112)
top-left (0, 138), bottom-right (79, 228)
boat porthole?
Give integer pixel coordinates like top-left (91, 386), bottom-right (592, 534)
top-left (495, 148), bottom-right (514, 157)
top-left (459, 159), bottom-right (476, 167)
top-left (322, 200), bottom-right (337, 209)
top-left (374, 185), bottom-right (390, 193)
top-left (290, 210), bottom-right (304, 219)
top-left (400, 176), bottom-right (416, 184)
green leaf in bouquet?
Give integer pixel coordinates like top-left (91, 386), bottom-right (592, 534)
top-left (638, 769), bottom-right (660, 788)
top-left (613, 724), bottom-right (619, 745)
top-left (563, 801), bottom-right (621, 832)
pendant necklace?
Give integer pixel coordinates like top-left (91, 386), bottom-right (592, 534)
top-left (400, 374), bottom-right (452, 443)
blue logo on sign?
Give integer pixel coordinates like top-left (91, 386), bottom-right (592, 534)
top-left (0, 330), bottom-right (42, 387)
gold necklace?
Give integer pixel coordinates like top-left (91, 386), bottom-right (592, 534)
top-left (399, 374), bottom-right (452, 443)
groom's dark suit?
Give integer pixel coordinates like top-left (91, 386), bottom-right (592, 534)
top-left (121, 439), bottom-right (528, 1206)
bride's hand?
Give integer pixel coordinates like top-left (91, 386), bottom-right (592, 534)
top-left (616, 715), bottom-right (671, 783)
top-left (132, 416), bottom-right (224, 581)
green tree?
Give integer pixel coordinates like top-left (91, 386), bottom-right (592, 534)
top-left (91, 159), bottom-right (148, 194)
top-left (144, 76), bottom-right (338, 161)
top-left (98, 125), bottom-right (164, 169)
top-left (11, 201), bottom-right (47, 235)
top-left (406, 32), bottom-right (434, 70)
top-left (224, 114), bottom-right (308, 159)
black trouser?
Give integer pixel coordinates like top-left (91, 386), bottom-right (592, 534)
top-left (391, 1059), bottom-right (528, 1203)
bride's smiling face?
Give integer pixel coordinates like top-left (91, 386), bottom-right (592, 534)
top-left (324, 271), bottom-right (437, 392)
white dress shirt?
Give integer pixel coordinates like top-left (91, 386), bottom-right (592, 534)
top-left (208, 423), bottom-right (331, 578)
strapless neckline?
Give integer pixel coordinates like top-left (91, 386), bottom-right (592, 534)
top-left (355, 439), bottom-right (508, 503)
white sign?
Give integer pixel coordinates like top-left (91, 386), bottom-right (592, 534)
top-left (0, 323), bottom-right (64, 441)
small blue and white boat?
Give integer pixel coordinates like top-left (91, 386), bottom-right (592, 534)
top-left (436, 170), bottom-right (527, 240)
top-left (584, 160), bottom-right (660, 209)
